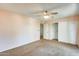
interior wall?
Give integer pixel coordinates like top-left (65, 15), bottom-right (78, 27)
top-left (76, 16), bottom-right (79, 46)
top-left (0, 10), bottom-right (40, 52)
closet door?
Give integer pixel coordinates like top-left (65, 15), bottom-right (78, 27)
top-left (58, 21), bottom-right (77, 44)
top-left (43, 23), bottom-right (50, 39)
top-left (68, 21), bottom-right (77, 44)
top-left (43, 23), bottom-right (58, 40)
top-left (58, 21), bottom-right (69, 43)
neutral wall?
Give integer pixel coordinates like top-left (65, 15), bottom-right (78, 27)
top-left (0, 10), bottom-right (40, 52)
top-left (76, 16), bottom-right (79, 46)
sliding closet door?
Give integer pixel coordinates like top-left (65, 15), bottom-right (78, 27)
top-left (43, 23), bottom-right (50, 39)
top-left (58, 21), bottom-right (69, 43)
top-left (43, 23), bottom-right (58, 40)
top-left (58, 21), bottom-right (77, 44)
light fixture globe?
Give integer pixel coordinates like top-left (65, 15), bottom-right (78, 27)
top-left (43, 15), bottom-right (49, 19)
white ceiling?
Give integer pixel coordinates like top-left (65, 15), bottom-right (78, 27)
top-left (0, 3), bottom-right (77, 20)
top-left (0, 3), bottom-right (72, 15)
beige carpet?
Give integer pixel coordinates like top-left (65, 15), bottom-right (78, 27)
top-left (0, 39), bottom-right (79, 56)
top-left (27, 45), bottom-right (79, 56)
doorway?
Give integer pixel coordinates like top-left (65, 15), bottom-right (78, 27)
top-left (53, 23), bottom-right (58, 40)
top-left (40, 24), bottom-right (43, 39)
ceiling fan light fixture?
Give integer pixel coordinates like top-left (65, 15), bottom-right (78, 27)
top-left (43, 15), bottom-right (49, 19)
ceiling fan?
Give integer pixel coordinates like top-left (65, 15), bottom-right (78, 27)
top-left (43, 10), bottom-right (58, 19)
top-left (32, 10), bottom-right (58, 19)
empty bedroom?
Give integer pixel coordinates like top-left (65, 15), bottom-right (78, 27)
top-left (0, 3), bottom-right (79, 56)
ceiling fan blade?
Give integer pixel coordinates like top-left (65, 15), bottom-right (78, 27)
top-left (51, 12), bottom-right (58, 15)
top-left (31, 9), bottom-right (45, 14)
top-left (32, 12), bottom-right (44, 16)
top-left (32, 13), bottom-right (44, 17)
